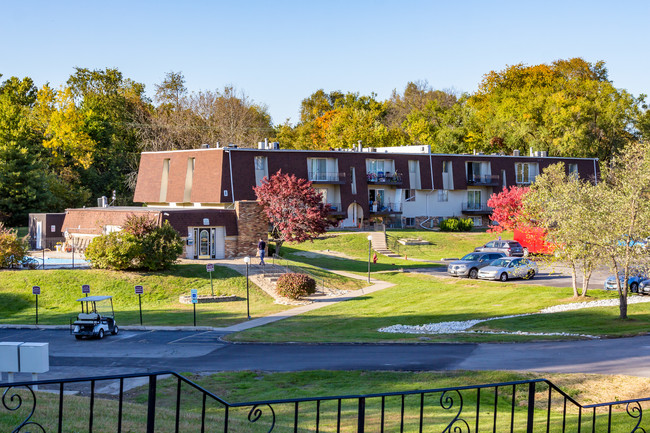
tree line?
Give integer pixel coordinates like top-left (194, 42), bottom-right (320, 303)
top-left (1, 57), bottom-right (648, 225)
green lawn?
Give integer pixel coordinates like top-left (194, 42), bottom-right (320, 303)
top-left (0, 264), bottom-right (290, 327)
top-left (4, 370), bottom-right (647, 432)
top-left (385, 229), bottom-right (509, 260)
top-left (227, 272), bottom-right (627, 343)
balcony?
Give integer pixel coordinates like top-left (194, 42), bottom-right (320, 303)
top-left (461, 202), bottom-right (493, 215)
top-left (308, 172), bottom-right (346, 184)
top-left (325, 203), bottom-right (346, 216)
top-left (369, 202), bottom-right (402, 215)
top-left (367, 172), bottom-right (402, 185)
top-left (467, 174), bottom-right (500, 186)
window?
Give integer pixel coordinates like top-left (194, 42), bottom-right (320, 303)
top-left (408, 160), bottom-right (421, 189)
top-left (467, 190), bottom-right (481, 209)
top-left (160, 158), bottom-right (170, 202)
top-left (568, 163), bottom-right (578, 176)
top-left (350, 167), bottom-right (357, 194)
top-left (405, 189), bottom-right (416, 201)
top-left (254, 156), bottom-right (268, 186)
top-left (442, 161), bottom-right (451, 173)
top-left (404, 217), bottom-right (415, 227)
top-left (471, 216), bottom-right (482, 227)
top-left (438, 190), bottom-right (448, 202)
top-left (442, 160), bottom-right (453, 190)
top-left (467, 162), bottom-right (481, 183)
top-left (515, 163), bottom-right (538, 184)
top-left (308, 158), bottom-right (327, 181)
top-left (366, 159), bottom-right (394, 181)
top-left (501, 169), bottom-right (506, 188)
top-left (316, 188), bottom-right (328, 203)
top-left (183, 157), bottom-right (195, 202)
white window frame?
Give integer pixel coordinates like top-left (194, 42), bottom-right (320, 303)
top-left (438, 190), bottom-right (448, 202)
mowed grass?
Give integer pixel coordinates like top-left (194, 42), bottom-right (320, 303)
top-left (5, 370), bottom-right (650, 432)
top-left (0, 264), bottom-right (289, 327)
top-left (227, 272), bottom-right (626, 343)
top-left (385, 229), bottom-right (509, 260)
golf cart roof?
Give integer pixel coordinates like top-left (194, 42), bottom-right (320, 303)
top-left (76, 295), bottom-right (113, 302)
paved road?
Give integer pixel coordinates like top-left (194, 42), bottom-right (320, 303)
top-left (414, 261), bottom-right (613, 290)
top-left (2, 329), bottom-right (650, 382)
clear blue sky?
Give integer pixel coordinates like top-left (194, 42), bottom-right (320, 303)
top-left (2, 0), bottom-right (648, 125)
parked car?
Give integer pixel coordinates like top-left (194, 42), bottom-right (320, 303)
top-left (477, 257), bottom-right (539, 281)
top-left (474, 240), bottom-right (525, 257)
top-left (604, 268), bottom-right (648, 292)
top-left (638, 278), bottom-right (650, 295)
top-left (447, 252), bottom-right (506, 279)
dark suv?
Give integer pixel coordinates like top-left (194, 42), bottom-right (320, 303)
top-left (474, 240), bottom-right (525, 257)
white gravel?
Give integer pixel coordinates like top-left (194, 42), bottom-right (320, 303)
top-left (378, 296), bottom-right (650, 337)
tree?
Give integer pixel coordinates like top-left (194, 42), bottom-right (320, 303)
top-left (524, 164), bottom-right (602, 297)
top-left (466, 58), bottom-right (641, 160)
top-left (154, 71), bottom-right (187, 111)
top-left (253, 170), bottom-right (332, 253)
top-left (486, 186), bottom-right (530, 232)
top-left (86, 215), bottom-right (183, 271)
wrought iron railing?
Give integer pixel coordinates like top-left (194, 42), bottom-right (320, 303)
top-left (367, 172), bottom-right (403, 184)
top-left (461, 202), bottom-right (493, 213)
top-left (369, 202), bottom-right (402, 213)
top-left (308, 172), bottom-right (346, 183)
top-left (467, 174), bottom-right (501, 185)
top-left (3, 372), bottom-right (650, 432)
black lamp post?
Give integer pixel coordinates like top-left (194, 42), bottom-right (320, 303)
top-left (244, 256), bottom-right (251, 319)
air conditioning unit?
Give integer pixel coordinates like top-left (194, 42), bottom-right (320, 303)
top-left (97, 197), bottom-right (108, 208)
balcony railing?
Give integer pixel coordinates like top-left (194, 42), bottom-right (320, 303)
top-left (367, 172), bottom-right (402, 184)
top-left (467, 174), bottom-right (500, 186)
top-left (4, 372), bottom-right (650, 433)
top-left (369, 201), bottom-right (402, 214)
top-left (462, 202), bottom-right (493, 214)
top-left (308, 172), bottom-right (346, 183)
top-left (325, 203), bottom-right (345, 214)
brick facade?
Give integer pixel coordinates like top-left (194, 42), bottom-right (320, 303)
top-left (235, 201), bottom-right (269, 257)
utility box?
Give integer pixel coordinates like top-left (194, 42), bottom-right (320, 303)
top-left (0, 342), bottom-right (23, 372)
top-left (19, 343), bottom-right (49, 373)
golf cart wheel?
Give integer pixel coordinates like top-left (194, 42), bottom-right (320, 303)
top-left (98, 328), bottom-right (104, 339)
top-left (112, 325), bottom-right (119, 335)
top-left (499, 272), bottom-right (508, 282)
top-left (631, 282), bottom-right (639, 293)
top-left (525, 270), bottom-right (535, 280)
top-left (468, 268), bottom-right (478, 279)
top-left (75, 335), bottom-right (83, 340)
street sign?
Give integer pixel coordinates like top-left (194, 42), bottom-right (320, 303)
top-left (81, 284), bottom-right (90, 294)
top-left (32, 286), bottom-right (41, 295)
top-left (135, 285), bottom-right (144, 295)
top-left (206, 263), bottom-right (214, 272)
top-left (190, 289), bottom-right (198, 304)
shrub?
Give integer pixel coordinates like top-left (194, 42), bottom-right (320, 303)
top-left (276, 273), bottom-right (317, 299)
top-left (440, 217), bottom-right (474, 232)
top-left (0, 224), bottom-right (29, 268)
top-left (85, 218), bottom-right (183, 271)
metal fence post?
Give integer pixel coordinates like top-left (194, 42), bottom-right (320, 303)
top-left (147, 375), bottom-right (157, 433)
top-left (526, 381), bottom-right (536, 433)
top-left (358, 397), bottom-right (365, 433)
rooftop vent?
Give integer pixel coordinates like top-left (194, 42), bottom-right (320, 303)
top-left (200, 143), bottom-right (210, 149)
top-left (513, 149), bottom-right (520, 156)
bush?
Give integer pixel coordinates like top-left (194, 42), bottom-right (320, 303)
top-left (0, 224), bottom-right (29, 268)
top-left (276, 273), bottom-right (317, 299)
top-left (440, 217), bottom-right (474, 232)
top-left (85, 218), bottom-right (183, 271)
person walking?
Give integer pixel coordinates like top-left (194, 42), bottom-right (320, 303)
top-left (258, 238), bottom-right (266, 265)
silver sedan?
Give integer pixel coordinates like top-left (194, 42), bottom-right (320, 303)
top-left (447, 252), bottom-right (506, 279)
top-left (477, 257), bottom-right (539, 282)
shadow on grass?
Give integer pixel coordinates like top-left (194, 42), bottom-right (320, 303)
top-left (281, 246), bottom-right (442, 273)
top-left (0, 292), bottom-right (31, 316)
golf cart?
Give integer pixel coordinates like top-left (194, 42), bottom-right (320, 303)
top-left (71, 295), bottom-right (118, 339)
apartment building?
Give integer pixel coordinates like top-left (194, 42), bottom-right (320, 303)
top-left (133, 143), bottom-right (598, 231)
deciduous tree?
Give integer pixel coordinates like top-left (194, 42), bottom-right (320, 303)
top-left (253, 170), bottom-right (332, 253)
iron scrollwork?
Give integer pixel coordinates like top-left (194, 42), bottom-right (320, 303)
top-left (440, 390), bottom-right (470, 433)
top-left (2, 385), bottom-right (46, 433)
top-left (626, 401), bottom-right (646, 433)
top-left (248, 404), bottom-right (276, 433)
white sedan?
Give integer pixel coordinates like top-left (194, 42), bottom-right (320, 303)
top-left (477, 257), bottom-right (538, 282)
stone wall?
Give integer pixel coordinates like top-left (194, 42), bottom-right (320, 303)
top-left (235, 201), bottom-right (269, 257)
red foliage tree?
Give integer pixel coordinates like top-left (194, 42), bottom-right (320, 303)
top-left (486, 186), bottom-right (530, 233)
top-left (254, 170), bottom-right (332, 251)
